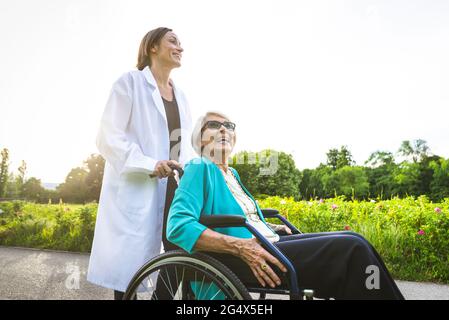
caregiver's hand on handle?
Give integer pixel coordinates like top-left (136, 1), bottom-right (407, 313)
top-left (150, 160), bottom-right (182, 179)
top-left (237, 238), bottom-right (287, 288)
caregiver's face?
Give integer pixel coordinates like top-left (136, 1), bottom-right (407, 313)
top-left (153, 31), bottom-right (183, 68)
top-left (201, 115), bottom-right (236, 156)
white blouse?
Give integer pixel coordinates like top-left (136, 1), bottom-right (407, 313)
top-left (220, 168), bottom-right (280, 243)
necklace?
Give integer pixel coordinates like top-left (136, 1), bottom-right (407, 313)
top-left (221, 168), bottom-right (259, 220)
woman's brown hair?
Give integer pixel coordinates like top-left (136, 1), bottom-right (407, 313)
top-left (136, 27), bottom-right (172, 71)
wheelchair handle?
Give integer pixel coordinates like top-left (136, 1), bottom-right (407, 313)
top-left (149, 162), bottom-right (184, 178)
top-left (168, 163), bottom-right (184, 178)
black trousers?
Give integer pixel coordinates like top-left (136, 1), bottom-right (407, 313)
top-left (209, 231), bottom-right (404, 300)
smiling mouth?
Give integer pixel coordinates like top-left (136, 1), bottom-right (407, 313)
top-left (216, 136), bottom-right (230, 145)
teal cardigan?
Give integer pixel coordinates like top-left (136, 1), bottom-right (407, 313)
top-left (167, 157), bottom-right (271, 254)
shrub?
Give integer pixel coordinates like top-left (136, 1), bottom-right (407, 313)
top-left (258, 195), bottom-right (449, 283)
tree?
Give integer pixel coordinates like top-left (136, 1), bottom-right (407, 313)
top-left (364, 165), bottom-right (396, 199)
top-left (299, 164), bottom-right (333, 199)
top-left (417, 155), bottom-right (442, 196)
top-left (429, 158), bottom-right (449, 201)
top-left (336, 166), bottom-right (370, 199)
top-left (393, 140), bottom-right (438, 197)
top-left (321, 166), bottom-right (369, 199)
top-left (397, 139), bottom-right (430, 163)
top-left (326, 146), bottom-right (354, 170)
top-left (230, 151), bottom-right (261, 195)
top-left (392, 162), bottom-right (421, 197)
top-left (365, 151), bottom-right (397, 199)
top-left (84, 154), bottom-right (105, 202)
top-left (22, 177), bottom-right (46, 201)
top-left (57, 167), bottom-right (89, 203)
top-left (0, 148), bottom-right (10, 198)
top-left (256, 150), bottom-right (302, 198)
top-left (231, 150), bottom-right (302, 199)
top-left (17, 160), bottom-right (27, 190)
top-left (365, 151), bottom-right (395, 168)
top-left (5, 173), bottom-right (19, 199)
top-left (326, 148), bottom-right (339, 171)
top-left (5, 160), bottom-right (28, 199)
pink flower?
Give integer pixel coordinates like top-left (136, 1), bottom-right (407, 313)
top-left (417, 229), bottom-right (425, 236)
top-left (331, 204), bottom-right (338, 210)
top-left (344, 225), bottom-right (351, 231)
top-left (435, 207), bottom-right (441, 213)
top-left (319, 199), bottom-right (325, 204)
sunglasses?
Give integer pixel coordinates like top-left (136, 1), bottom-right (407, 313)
top-left (203, 120), bottom-right (236, 131)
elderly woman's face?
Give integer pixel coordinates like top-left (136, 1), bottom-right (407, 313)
top-left (201, 115), bottom-right (236, 157)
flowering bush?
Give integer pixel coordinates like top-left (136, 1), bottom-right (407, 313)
top-left (258, 195), bottom-right (449, 284)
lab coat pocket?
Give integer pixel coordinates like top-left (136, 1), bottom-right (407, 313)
top-left (117, 172), bottom-right (153, 215)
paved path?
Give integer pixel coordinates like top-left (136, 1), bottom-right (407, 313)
top-left (1, 246), bottom-right (448, 300)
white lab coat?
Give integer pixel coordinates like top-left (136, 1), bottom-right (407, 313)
top-left (87, 66), bottom-right (196, 291)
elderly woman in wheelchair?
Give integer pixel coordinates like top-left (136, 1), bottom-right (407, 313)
top-left (123, 111), bottom-right (405, 300)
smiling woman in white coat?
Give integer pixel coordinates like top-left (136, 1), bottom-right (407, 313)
top-left (87, 27), bottom-right (196, 299)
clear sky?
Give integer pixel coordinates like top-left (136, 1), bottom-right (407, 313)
top-left (1, 0), bottom-right (448, 183)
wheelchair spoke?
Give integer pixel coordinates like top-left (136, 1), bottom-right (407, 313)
top-left (148, 275), bottom-right (159, 300)
top-left (202, 279), bottom-right (214, 299)
top-left (138, 274), bottom-right (157, 300)
top-left (174, 266), bottom-right (181, 300)
top-left (180, 266), bottom-right (187, 299)
top-left (159, 269), bottom-right (175, 299)
top-left (209, 288), bottom-right (225, 300)
top-left (164, 267), bottom-right (175, 299)
top-left (197, 274), bottom-right (206, 299)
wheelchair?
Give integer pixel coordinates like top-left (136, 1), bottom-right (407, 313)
top-left (123, 165), bottom-right (315, 300)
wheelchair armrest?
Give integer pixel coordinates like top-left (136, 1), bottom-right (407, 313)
top-left (199, 215), bottom-right (246, 228)
top-left (199, 213), bottom-right (303, 298)
top-left (260, 208), bottom-right (280, 218)
top-left (261, 208), bottom-right (302, 235)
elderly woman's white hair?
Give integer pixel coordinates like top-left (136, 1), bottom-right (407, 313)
top-left (191, 111), bottom-right (234, 156)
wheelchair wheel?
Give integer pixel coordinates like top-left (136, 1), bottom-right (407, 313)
top-left (123, 250), bottom-right (252, 300)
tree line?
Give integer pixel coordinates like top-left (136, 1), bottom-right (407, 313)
top-left (232, 140), bottom-right (449, 202)
top-left (1, 139), bottom-right (448, 203)
top-left (0, 150), bottom-right (104, 203)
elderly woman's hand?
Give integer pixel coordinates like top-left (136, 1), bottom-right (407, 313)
top-left (237, 238), bottom-right (287, 288)
top-left (267, 223), bottom-right (292, 235)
